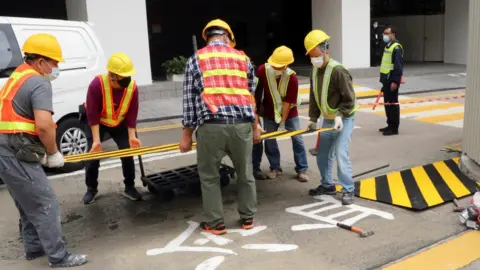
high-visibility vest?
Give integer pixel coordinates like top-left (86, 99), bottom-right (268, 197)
top-left (312, 59), bottom-right (359, 120)
top-left (264, 63), bottom-right (302, 123)
top-left (0, 64), bottom-right (40, 135)
top-left (96, 74), bottom-right (136, 127)
top-left (380, 42), bottom-right (403, 75)
top-left (197, 45), bottom-right (252, 114)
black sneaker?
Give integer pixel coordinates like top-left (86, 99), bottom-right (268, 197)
top-left (253, 171), bottom-right (267, 180)
top-left (49, 253), bottom-right (87, 268)
top-left (82, 190), bottom-right (98, 204)
top-left (123, 187), bottom-right (142, 201)
top-left (379, 126), bottom-right (389, 132)
top-left (341, 192), bottom-right (355, 205)
top-left (309, 185), bottom-right (337, 196)
top-left (199, 222), bottom-right (227, 235)
top-left (25, 250), bottom-right (45, 261)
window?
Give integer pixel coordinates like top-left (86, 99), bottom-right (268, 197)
top-left (0, 24), bottom-right (23, 78)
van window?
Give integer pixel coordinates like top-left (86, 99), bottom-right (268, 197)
top-left (0, 24), bottom-right (23, 78)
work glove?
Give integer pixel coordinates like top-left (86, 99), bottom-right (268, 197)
top-left (334, 116), bottom-right (343, 131)
top-left (46, 152), bottom-right (65, 168)
top-left (40, 154), bottom-right (47, 166)
top-left (278, 121), bottom-right (286, 131)
top-left (307, 121), bottom-right (317, 131)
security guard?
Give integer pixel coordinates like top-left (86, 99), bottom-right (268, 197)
top-left (379, 24), bottom-right (404, 136)
top-left (82, 53), bottom-right (142, 204)
top-left (252, 46), bottom-right (309, 182)
top-left (304, 29), bottom-right (359, 205)
top-left (179, 19), bottom-right (260, 235)
top-left (0, 33), bottom-right (87, 267)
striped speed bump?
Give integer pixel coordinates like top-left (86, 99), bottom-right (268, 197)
top-left (299, 84), bottom-right (379, 103)
top-left (64, 128), bottom-right (334, 163)
top-left (335, 157), bottom-right (478, 210)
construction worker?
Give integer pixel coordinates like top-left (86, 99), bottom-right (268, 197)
top-left (252, 46), bottom-right (309, 182)
top-left (304, 30), bottom-right (359, 205)
top-left (81, 52), bottom-right (142, 204)
top-left (0, 33), bottom-right (87, 267)
top-left (179, 19), bottom-right (260, 235)
top-left (379, 24), bottom-right (404, 136)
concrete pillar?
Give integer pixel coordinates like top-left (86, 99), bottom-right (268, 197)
top-left (66, 0), bottom-right (152, 86)
top-left (459, 0), bottom-right (480, 181)
top-left (444, 0), bottom-right (469, 65)
top-left (311, 0), bottom-right (370, 68)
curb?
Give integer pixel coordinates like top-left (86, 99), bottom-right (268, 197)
top-left (137, 86), bottom-right (465, 123)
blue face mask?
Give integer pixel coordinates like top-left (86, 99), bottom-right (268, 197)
top-left (383, 34), bottom-right (390, 43)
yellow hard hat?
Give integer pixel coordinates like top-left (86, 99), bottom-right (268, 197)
top-left (268, 46), bottom-right (294, 67)
top-left (202, 19), bottom-right (236, 48)
top-left (107, 52), bottom-right (136, 77)
top-left (22, 33), bottom-right (65, 62)
top-left (304, 30), bottom-right (330, 55)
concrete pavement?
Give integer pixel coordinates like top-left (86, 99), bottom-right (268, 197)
top-left (1, 89), bottom-right (477, 269)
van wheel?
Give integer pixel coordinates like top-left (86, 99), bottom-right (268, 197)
top-left (53, 117), bottom-right (88, 173)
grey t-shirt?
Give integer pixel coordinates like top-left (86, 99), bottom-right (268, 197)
top-left (0, 75), bottom-right (53, 156)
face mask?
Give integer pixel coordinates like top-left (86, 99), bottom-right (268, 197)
top-left (274, 70), bottom-right (284, 77)
top-left (310, 56), bottom-right (324, 68)
top-left (41, 60), bottom-right (60, 81)
top-left (117, 77), bottom-right (132, 88)
top-left (383, 34), bottom-right (390, 43)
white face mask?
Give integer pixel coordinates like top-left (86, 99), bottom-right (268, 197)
top-left (310, 56), bottom-right (324, 68)
top-left (41, 60), bottom-right (60, 81)
top-left (274, 70), bottom-right (284, 77)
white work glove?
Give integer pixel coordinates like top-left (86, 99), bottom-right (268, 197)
top-left (40, 154), bottom-right (47, 166)
top-left (334, 116), bottom-right (343, 131)
top-left (307, 121), bottom-right (317, 131)
top-left (46, 152), bottom-right (65, 168)
top-left (278, 121), bottom-right (286, 131)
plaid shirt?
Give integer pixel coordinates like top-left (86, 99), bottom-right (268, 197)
top-left (182, 40), bottom-right (256, 128)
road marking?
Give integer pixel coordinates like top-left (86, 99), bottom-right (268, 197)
top-left (383, 231), bottom-right (480, 270)
top-left (415, 112), bottom-right (464, 123)
top-left (298, 84), bottom-right (379, 103)
top-left (345, 157), bottom-right (478, 210)
top-left (373, 102), bottom-right (464, 116)
top-left (137, 123), bottom-right (182, 133)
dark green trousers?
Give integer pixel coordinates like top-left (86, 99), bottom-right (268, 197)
top-left (196, 122), bottom-right (257, 225)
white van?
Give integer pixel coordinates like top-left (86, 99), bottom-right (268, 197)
top-left (0, 16), bottom-right (107, 173)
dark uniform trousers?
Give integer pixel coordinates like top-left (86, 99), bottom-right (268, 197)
top-left (84, 124), bottom-right (135, 190)
top-left (382, 83), bottom-right (400, 130)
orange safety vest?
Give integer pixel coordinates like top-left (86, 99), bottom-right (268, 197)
top-left (0, 64), bottom-right (40, 135)
top-left (197, 45), bottom-right (251, 113)
top-left (94, 74), bottom-right (136, 127)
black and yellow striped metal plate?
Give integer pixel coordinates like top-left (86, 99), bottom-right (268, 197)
top-left (337, 157), bottom-right (479, 210)
top-left (64, 128), bottom-right (334, 163)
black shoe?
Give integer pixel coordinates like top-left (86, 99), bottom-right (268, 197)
top-left (82, 189), bottom-right (98, 204)
top-left (123, 186), bottom-right (142, 201)
top-left (199, 222), bottom-right (227, 235)
top-left (383, 129), bottom-right (399, 136)
top-left (241, 218), bottom-right (254, 230)
top-left (49, 253), bottom-right (87, 268)
top-left (379, 126), bottom-right (389, 132)
top-left (309, 185), bottom-right (337, 196)
top-left (341, 192), bottom-right (355, 205)
top-left (25, 250), bottom-right (45, 261)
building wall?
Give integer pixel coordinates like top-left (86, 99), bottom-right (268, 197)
top-left (341, 0), bottom-right (370, 68)
top-left (373, 15), bottom-right (445, 62)
top-left (66, 0), bottom-right (152, 85)
top-left (444, 0), bottom-right (469, 65)
top-left (311, 0), bottom-right (370, 68)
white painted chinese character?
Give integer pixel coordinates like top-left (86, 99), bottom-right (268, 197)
top-left (285, 195), bottom-right (394, 231)
top-left (146, 220), bottom-right (298, 269)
